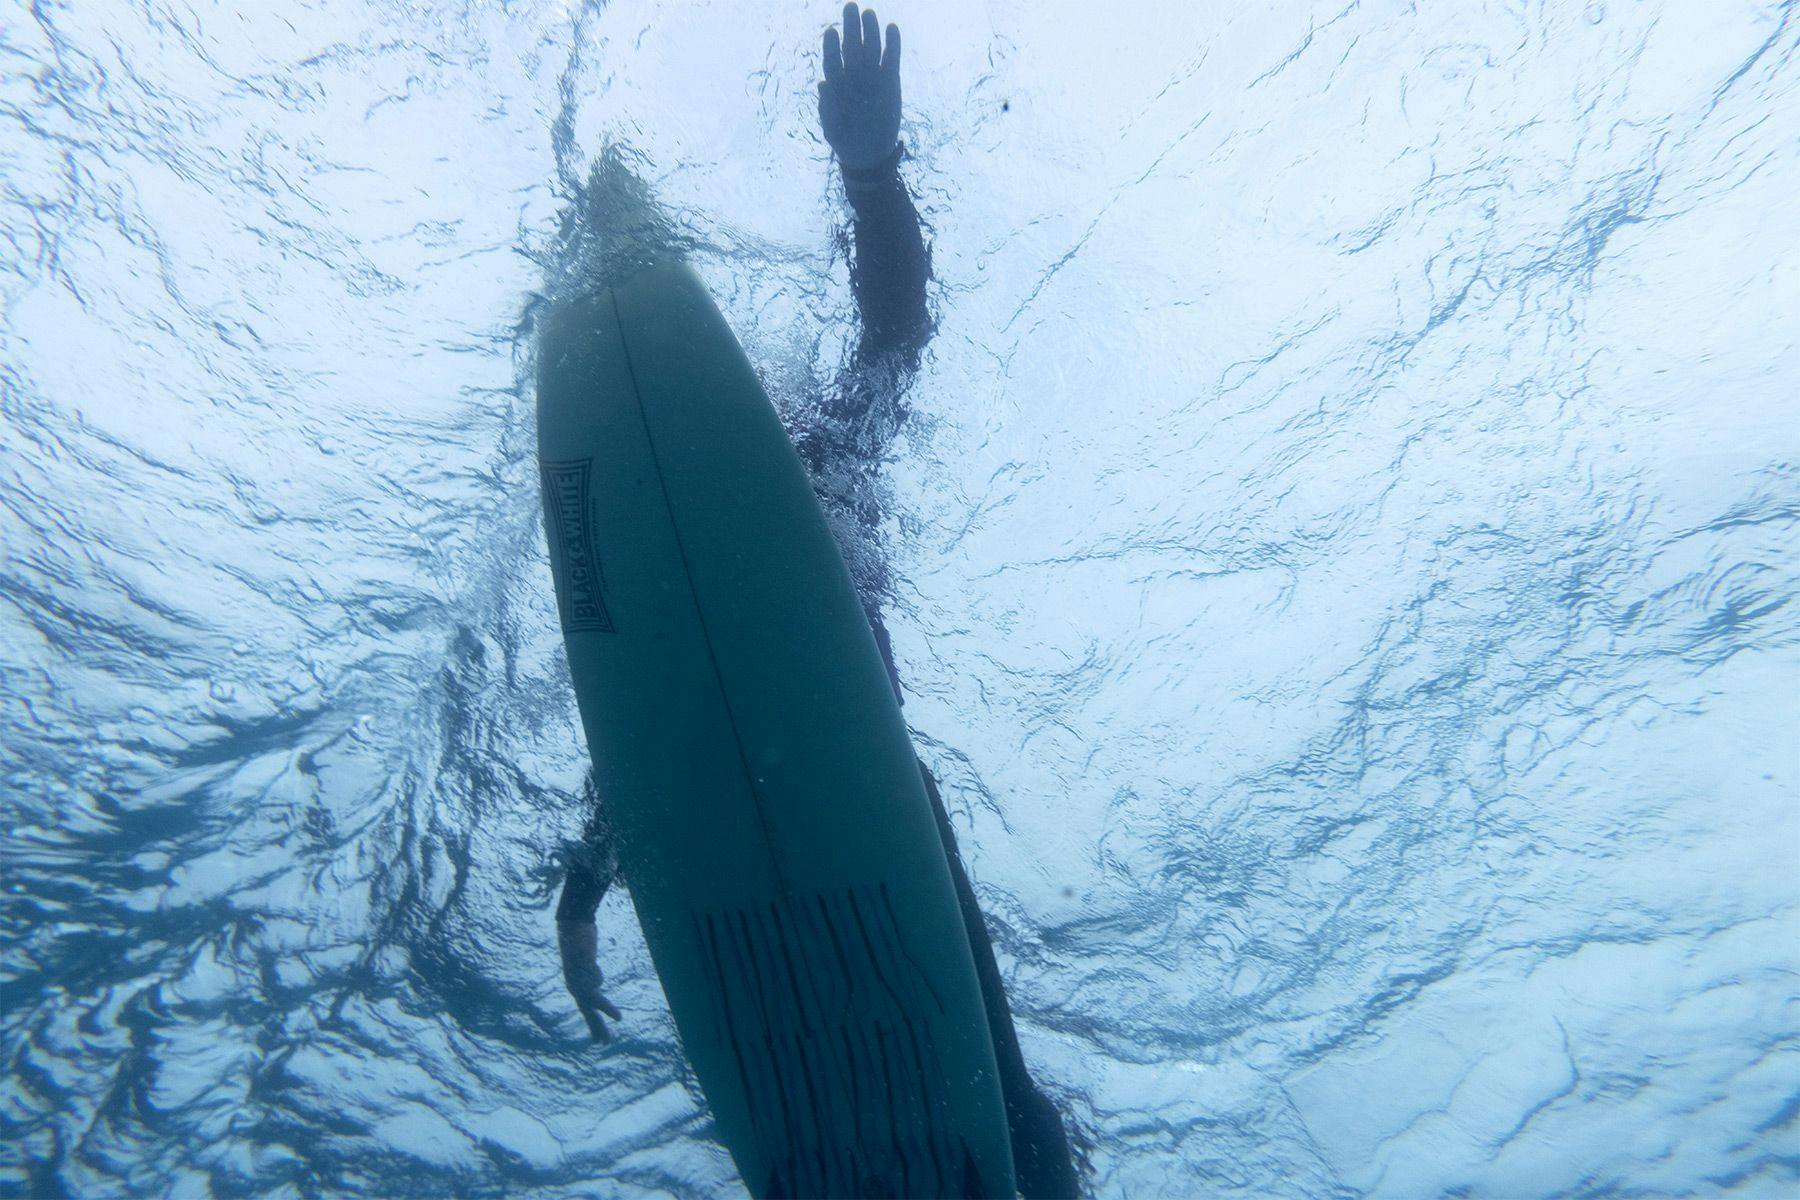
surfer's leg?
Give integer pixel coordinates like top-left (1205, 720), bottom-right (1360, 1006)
top-left (917, 765), bottom-right (1080, 1199)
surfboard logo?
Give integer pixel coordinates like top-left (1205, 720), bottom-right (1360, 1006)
top-left (541, 457), bottom-right (615, 634)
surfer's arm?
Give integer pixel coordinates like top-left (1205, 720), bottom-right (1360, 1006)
top-left (819, 5), bottom-right (930, 364)
top-left (843, 150), bottom-right (931, 361)
top-left (820, 1), bottom-right (936, 394)
top-left (556, 789), bottom-right (623, 1042)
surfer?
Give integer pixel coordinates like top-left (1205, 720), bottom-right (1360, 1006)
top-left (553, 6), bottom-right (1079, 1196)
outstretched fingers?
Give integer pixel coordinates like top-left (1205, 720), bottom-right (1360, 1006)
top-left (558, 919), bottom-right (622, 1045)
top-left (860, 7), bottom-right (882, 70)
top-left (840, 2), bottom-right (864, 70)
top-left (577, 1003), bottom-right (611, 1043)
top-left (830, 5), bottom-right (896, 77)
top-left (577, 990), bottom-right (623, 1043)
top-left (880, 21), bottom-right (900, 74)
top-left (571, 969), bottom-right (622, 1042)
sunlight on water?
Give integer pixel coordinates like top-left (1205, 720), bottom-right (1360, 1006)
top-left (3, 1), bottom-right (1797, 1195)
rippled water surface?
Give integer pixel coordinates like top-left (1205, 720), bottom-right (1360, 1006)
top-left (4, 1), bottom-right (1798, 1196)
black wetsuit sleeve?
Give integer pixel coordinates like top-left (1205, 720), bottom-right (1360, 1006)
top-left (556, 777), bottom-right (619, 923)
top-left (832, 155), bottom-right (1009, 1040)
top-left (810, 143), bottom-right (935, 702)
top-left (843, 145), bottom-right (932, 372)
top-left (834, 143), bottom-right (1080, 1195)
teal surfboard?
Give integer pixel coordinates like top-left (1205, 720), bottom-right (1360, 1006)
top-left (536, 259), bottom-right (1017, 1199)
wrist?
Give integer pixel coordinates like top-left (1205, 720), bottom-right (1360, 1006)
top-left (840, 142), bottom-right (904, 199)
top-left (558, 919), bottom-right (598, 956)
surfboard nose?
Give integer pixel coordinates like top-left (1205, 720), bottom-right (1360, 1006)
top-left (553, 146), bottom-right (690, 294)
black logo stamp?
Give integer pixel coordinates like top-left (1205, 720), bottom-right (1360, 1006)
top-left (541, 457), bottom-right (615, 634)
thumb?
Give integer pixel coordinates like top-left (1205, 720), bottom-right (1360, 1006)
top-left (578, 1002), bottom-right (613, 1044)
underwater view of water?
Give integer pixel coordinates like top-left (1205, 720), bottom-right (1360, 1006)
top-left (3, 1), bottom-right (1797, 1196)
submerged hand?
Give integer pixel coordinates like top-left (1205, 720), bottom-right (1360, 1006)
top-left (557, 920), bottom-right (622, 1043)
top-left (819, 3), bottom-right (902, 171)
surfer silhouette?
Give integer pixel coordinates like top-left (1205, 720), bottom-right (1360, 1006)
top-left (553, 6), bottom-right (1079, 1196)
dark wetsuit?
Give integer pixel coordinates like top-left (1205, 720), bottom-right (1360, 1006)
top-left (560, 146), bottom-right (1079, 1200)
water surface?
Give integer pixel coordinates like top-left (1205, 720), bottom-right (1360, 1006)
top-left (3, 1), bottom-right (1797, 1195)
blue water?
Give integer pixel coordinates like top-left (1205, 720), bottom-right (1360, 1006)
top-left (3, 1), bottom-right (1797, 1196)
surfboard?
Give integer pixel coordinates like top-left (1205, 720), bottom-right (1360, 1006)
top-left (536, 258), bottom-right (1017, 1199)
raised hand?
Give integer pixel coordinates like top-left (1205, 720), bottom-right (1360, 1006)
top-left (818, 3), bottom-right (902, 171)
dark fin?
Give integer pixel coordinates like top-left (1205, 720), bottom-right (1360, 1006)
top-left (960, 1136), bottom-right (988, 1199)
